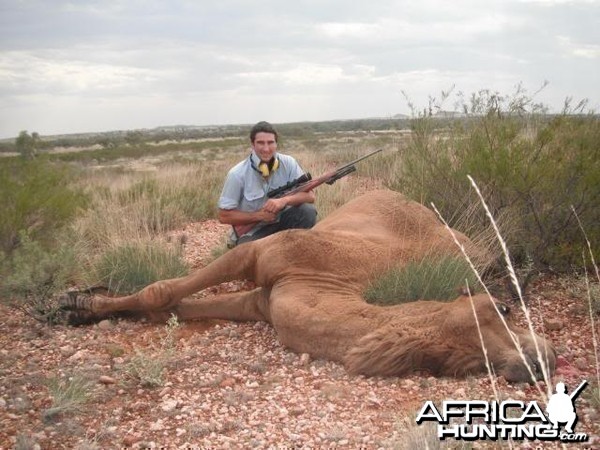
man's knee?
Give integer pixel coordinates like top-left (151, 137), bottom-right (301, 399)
top-left (282, 203), bottom-right (317, 229)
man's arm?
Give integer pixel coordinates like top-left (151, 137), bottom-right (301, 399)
top-left (218, 191), bottom-right (315, 225)
top-left (218, 208), bottom-right (276, 226)
top-left (261, 190), bottom-right (315, 214)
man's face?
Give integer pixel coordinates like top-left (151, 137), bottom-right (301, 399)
top-left (252, 132), bottom-right (277, 163)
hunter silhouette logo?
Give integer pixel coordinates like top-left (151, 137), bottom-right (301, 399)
top-left (546, 381), bottom-right (586, 434)
top-left (416, 380), bottom-right (589, 443)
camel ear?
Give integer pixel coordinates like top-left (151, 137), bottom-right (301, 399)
top-left (344, 326), bottom-right (429, 377)
top-left (457, 285), bottom-right (471, 297)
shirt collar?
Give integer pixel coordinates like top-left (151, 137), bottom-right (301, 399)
top-left (250, 151), bottom-right (278, 167)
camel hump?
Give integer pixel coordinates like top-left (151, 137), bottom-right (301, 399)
top-left (314, 190), bottom-right (450, 241)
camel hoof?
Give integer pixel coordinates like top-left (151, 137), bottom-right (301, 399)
top-left (58, 290), bottom-right (93, 311)
top-left (65, 310), bottom-right (100, 326)
top-left (57, 291), bottom-right (103, 325)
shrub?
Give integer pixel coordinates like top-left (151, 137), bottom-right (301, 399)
top-left (16, 130), bottom-right (41, 160)
top-left (564, 275), bottom-right (600, 315)
top-left (587, 383), bottom-right (600, 413)
top-left (125, 314), bottom-right (180, 387)
top-left (0, 231), bottom-right (77, 323)
top-left (0, 158), bottom-right (87, 253)
top-left (388, 89), bottom-right (600, 271)
top-left (365, 255), bottom-right (480, 305)
top-left (14, 433), bottom-right (38, 450)
top-left (93, 241), bottom-right (188, 295)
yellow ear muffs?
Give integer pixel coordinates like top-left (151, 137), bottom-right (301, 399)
top-left (258, 158), bottom-right (279, 177)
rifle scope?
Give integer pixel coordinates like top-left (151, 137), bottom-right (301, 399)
top-left (267, 173), bottom-right (312, 198)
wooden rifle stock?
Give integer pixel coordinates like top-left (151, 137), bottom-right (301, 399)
top-left (233, 148), bottom-right (383, 238)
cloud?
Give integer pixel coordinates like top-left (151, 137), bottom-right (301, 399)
top-left (0, 0), bottom-right (598, 137)
top-left (237, 63), bottom-right (376, 86)
top-left (519, 0), bottom-right (598, 4)
top-left (317, 14), bottom-right (516, 44)
top-left (0, 50), bottom-right (171, 96)
top-left (558, 36), bottom-right (600, 58)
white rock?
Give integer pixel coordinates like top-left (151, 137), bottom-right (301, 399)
top-left (161, 399), bottom-right (179, 412)
top-left (97, 319), bottom-right (113, 330)
top-left (150, 420), bottom-right (164, 431)
top-left (67, 350), bottom-right (88, 362)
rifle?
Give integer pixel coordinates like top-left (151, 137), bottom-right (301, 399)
top-left (233, 148), bottom-right (383, 238)
top-left (569, 380), bottom-right (588, 401)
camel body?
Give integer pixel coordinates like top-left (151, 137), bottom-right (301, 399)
top-left (64, 190), bottom-right (555, 382)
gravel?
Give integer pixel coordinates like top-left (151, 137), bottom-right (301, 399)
top-left (0, 220), bottom-right (598, 449)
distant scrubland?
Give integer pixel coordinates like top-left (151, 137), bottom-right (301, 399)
top-left (1, 90), bottom-right (599, 320)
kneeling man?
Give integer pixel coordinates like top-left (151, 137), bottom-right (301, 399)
top-left (218, 121), bottom-right (317, 246)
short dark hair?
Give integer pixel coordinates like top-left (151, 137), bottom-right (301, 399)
top-left (250, 121), bottom-right (278, 143)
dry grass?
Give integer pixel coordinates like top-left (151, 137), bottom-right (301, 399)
top-left (431, 176), bottom-right (553, 406)
top-left (67, 140), bottom-right (394, 286)
top-left (74, 163), bottom-right (229, 248)
top-left (428, 175), bottom-right (599, 444)
top-left (124, 314), bottom-right (180, 387)
top-left (572, 207), bottom-right (600, 400)
top-left (43, 374), bottom-right (96, 421)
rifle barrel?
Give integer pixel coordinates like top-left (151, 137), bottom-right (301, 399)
top-left (337, 148), bottom-right (383, 171)
top-left (569, 380), bottom-right (588, 401)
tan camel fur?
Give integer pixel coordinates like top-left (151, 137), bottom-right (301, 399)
top-left (62, 190), bottom-right (555, 382)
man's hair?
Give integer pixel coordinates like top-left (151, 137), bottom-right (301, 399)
top-left (250, 121), bottom-right (278, 143)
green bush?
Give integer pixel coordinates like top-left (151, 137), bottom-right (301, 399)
top-left (0, 231), bottom-right (77, 323)
top-left (94, 241), bottom-right (189, 295)
top-left (0, 158), bottom-right (87, 253)
top-left (365, 256), bottom-right (479, 305)
top-left (389, 90), bottom-right (600, 271)
top-left (125, 315), bottom-right (180, 387)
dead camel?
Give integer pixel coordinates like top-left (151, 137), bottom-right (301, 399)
top-left (62, 190), bottom-right (555, 382)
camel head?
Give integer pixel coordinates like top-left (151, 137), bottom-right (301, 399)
top-left (345, 293), bottom-right (556, 383)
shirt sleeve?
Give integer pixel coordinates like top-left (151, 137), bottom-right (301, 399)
top-left (218, 170), bottom-right (243, 210)
top-left (282, 155), bottom-right (305, 180)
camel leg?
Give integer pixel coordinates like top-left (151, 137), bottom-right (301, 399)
top-left (174, 287), bottom-right (271, 323)
top-left (61, 242), bottom-right (260, 317)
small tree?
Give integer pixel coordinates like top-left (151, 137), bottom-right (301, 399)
top-left (16, 130), bottom-right (40, 160)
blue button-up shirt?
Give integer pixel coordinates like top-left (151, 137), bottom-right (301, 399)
top-left (218, 152), bottom-right (306, 212)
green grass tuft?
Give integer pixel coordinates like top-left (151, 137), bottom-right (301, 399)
top-left (43, 375), bottom-right (95, 421)
top-left (365, 256), bottom-right (480, 305)
top-left (94, 241), bottom-right (188, 295)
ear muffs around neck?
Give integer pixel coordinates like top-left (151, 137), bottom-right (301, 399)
top-left (258, 157), bottom-right (279, 177)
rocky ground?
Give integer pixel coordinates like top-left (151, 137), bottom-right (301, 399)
top-left (1, 220), bottom-right (599, 449)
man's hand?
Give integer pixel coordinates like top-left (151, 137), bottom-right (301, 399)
top-left (261, 198), bottom-right (287, 214)
top-left (258, 210), bottom-right (278, 223)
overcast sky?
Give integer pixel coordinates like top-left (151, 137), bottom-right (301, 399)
top-left (0, 0), bottom-right (598, 138)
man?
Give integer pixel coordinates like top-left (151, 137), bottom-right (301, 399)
top-left (218, 121), bottom-right (317, 246)
top-left (546, 382), bottom-right (577, 434)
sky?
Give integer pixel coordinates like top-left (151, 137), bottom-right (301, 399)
top-left (0, 0), bottom-right (599, 138)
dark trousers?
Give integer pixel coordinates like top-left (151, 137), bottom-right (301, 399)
top-left (237, 203), bottom-right (317, 245)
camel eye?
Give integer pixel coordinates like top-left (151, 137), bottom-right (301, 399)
top-left (496, 304), bottom-right (510, 316)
